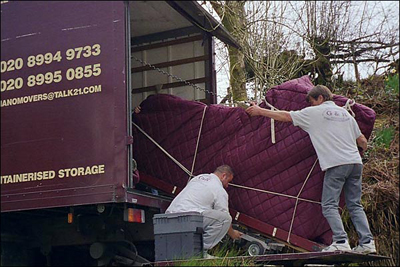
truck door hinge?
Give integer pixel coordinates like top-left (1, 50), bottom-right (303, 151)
top-left (126, 136), bottom-right (133, 145)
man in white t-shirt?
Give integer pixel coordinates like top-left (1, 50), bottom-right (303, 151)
top-left (245, 85), bottom-right (376, 254)
top-left (166, 165), bottom-right (243, 257)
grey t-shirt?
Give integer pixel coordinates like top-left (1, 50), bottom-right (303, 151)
top-left (165, 173), bottom-right (229, 214)
top-left (290, 101), bottom-right (362, 171)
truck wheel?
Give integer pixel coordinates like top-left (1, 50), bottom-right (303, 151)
top-left (112, 242), bottom-right (138, 266)
top-left (248, 241), bottom-right (264, 256)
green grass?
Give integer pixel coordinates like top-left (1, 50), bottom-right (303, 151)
top-left (373, 126), bottom-right (395, 149)
top-left (174, 240), bottom-right (256, 266)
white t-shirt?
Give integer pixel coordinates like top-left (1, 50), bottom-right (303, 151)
top-left (290, 101), bottom-right (362, 171)
top-left (165, 173), bottom-right (229, 214)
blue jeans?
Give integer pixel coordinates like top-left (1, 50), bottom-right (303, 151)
top-left (321, 164), bottom-right (373, 244)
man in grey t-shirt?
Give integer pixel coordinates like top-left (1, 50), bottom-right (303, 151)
top-left (245, 85), bottom-right (376, 254)
top-left (165, 165), bottom-right (243, 258)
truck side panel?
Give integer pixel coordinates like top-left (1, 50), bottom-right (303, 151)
top-left (1, 1), bottom-right (128, 212)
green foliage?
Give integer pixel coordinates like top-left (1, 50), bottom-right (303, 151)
top-left (175, 239), bottom-right (255, 266)
top-left (373, 126), bottom-right (395, 149)
top-left (385, 73), bottom-right (399, 94)
top-left (384, 73), bottom-right (399, 101)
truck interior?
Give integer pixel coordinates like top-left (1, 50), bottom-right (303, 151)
top-left (127, 1), bottom-right (239, 192)
top-left (128, 1), bottom-right (239, 108)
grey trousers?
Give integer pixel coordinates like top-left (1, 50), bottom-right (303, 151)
top-left (322, 164), bottom-right (373, 244)
top-left (201, 210), bottom-right (232, 250)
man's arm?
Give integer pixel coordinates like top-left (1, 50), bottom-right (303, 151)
top-left (245, 105), bottom-right (292, 122)
top-left (227, 225), bottom-right (243, 239)
top-left (356, 134), bottom-right (368, 151)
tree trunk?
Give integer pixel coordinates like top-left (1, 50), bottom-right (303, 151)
top-left (211, 1), bottom-right (248, 103)
top-left (311, 37), bottom-right (333, 86)
top-left (351, 44), bottom-right (361, 84)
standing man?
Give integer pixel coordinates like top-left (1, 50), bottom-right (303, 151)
top-left (166, 165), bottom-right (243, 258)
top-left (245, 85), bottom-right (376, 253)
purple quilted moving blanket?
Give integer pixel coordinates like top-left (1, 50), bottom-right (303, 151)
top-left (133, 75), bottom-right (376, 246)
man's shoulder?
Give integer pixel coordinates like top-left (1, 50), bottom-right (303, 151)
top-left (320, 101), bottom-right (352, 115)
top-left (322, 101), bottom-right (339, 107)
top-left (304, 101), bottom-right (338, 112)
top-left (294, 105), bottom-right (318, 115)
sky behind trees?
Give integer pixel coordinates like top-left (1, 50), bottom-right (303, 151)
top-left (200, 1), bottom-right (399, 102)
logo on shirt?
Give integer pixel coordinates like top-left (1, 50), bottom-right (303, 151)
top-left (196, 175), bottom-right (211, 182)
top-left (322, 108), bottom-right (350, 122)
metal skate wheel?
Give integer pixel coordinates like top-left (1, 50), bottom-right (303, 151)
top-left (248, 241), bottom-right (263, 256)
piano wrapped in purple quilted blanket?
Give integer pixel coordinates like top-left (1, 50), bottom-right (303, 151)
top-left (132, 75), bottom-right (376, 247)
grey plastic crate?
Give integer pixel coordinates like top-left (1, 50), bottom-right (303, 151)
top-left (153, 212), bottom-right (204, 261)
top-left (153, 212), bottom-right (203, 234)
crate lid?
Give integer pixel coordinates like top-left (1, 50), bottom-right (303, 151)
top-left (153, 211), bottom-right (202, 219)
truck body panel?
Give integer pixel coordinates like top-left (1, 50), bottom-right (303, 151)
top-left (1, 1), bottom-right (128, 212)
top-left (1, 1), bottom-right (224, 213)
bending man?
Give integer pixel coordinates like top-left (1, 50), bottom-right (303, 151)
top-left (245, 85), bottom-right (375, 253)
top-left (165, 165), bottom-right (243, 257)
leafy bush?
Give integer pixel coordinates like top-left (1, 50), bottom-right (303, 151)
top-left (385, 73), bottom-right (399, 93)
top-left (374, 126), bottom-right (396, 149)
top-left (384, 73), bottom-right (399, 101)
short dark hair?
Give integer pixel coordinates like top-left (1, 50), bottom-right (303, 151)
top-left (214, 165), bottom-right (234, 176)
top-left (306, 85), bottom-right (333, 103)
